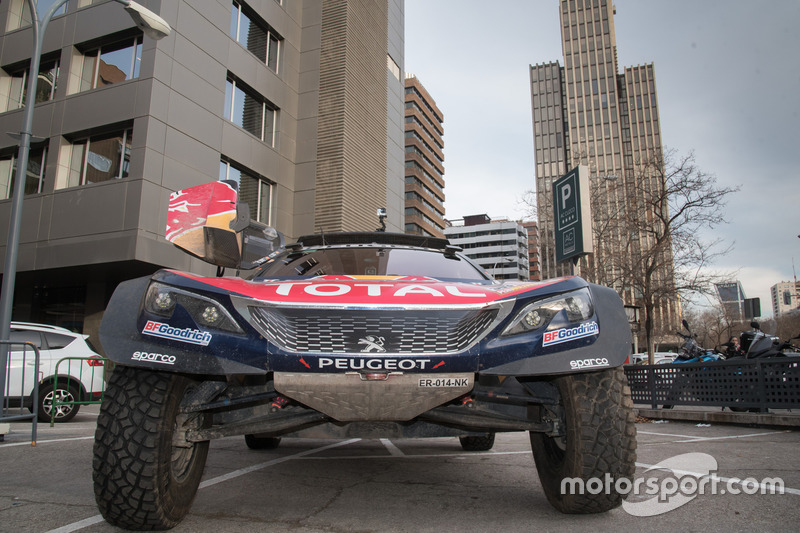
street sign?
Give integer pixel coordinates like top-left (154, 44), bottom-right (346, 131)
top-left (553, 165), bottom-right (592, 263)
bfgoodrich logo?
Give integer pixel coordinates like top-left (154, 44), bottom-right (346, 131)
top-left (543, 321), bottom-right (599, 347)
top-left (142, 321), bottom-right (212, 346)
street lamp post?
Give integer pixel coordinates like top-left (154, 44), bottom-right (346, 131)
top-left (492, 257), bottom-right (514, 280)
top-left (0, 0), bottom-right (170, 414)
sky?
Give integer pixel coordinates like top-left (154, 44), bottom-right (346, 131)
top-left (404, 0), bottom-right (800, 318)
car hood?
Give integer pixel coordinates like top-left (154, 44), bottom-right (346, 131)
top-left (157, 271), bottom-right (576, 307)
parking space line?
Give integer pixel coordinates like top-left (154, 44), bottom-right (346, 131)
top-left (45, 438), bottom-right (363, 533)
top-left (380, 438), bottom-right (406, 456)
top-left (1, 436), bottom-right (93, 448)
top-left (44, 515), bottom-right (106, 533)
top-left (638, 430), bottom-right (789, 442)
top-left (199, 438), bottom-right (362, 489)
top-left (299, 450), bottom-right (530, 460)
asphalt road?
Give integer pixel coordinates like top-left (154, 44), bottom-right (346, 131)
top-left (1, 406), bottom-right (799, 532)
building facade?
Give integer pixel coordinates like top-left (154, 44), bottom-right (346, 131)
top-left (0, 0), bottom-right (404, 339)
top-left (530, 0), bottom-right (678, 347)
top-left (771, 281), bottom-right (800, 317)
top-left (444, 215), bottom-right (529, 281)
top-left (521, 220), bottom-right (541, 281)
top-left (403, 74), bottom-right (445, 237)
top-left (715, 281), bottom-right (746, 322)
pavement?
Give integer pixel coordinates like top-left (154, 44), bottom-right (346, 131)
top-left (1, 404), bottom-right (800, 532)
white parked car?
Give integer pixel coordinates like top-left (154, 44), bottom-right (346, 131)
top-left (629, 352), bottom-right (677, 365)
top-left (3, 322), bottom-right (105, 422)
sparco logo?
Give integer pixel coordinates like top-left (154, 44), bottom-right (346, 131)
top-left (569, 357), bottom-right (609, 369)
top-left (132, 351), bottom-right (176, 365)
top-left (543, 321), bottom-right (599, 347)
top-left (142, 321), bottom-right (212, 346)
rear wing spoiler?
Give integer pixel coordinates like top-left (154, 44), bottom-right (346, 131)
top-left (166, 181), bottom-right (284, 270)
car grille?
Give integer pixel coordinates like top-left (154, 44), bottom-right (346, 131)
top-left (248, 306), bottom-right (498, 354)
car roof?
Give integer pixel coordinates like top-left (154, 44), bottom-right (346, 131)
top-left (11, 321), bottom-right (78, 335)
top-left (294, 232), bottom-right (452, 251)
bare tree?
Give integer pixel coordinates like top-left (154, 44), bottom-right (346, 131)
top-left (520, 149), bottom-right (739, 360)
top-left (684, 302), bottom-right (748, 351)
top-left (610, 148), bottom-right (739, 357)
top-left (765, 311), bottom-right (800, 342)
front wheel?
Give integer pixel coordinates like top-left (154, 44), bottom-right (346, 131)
top-left (93, 366), bottom-right (209, 530)
top-left (530, 367), bottom-right (637, 514)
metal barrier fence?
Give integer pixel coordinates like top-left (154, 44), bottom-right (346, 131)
top-left (625, 358), bottom-right (800, 412)
top-left (1, 340), bottom-right (39, 444)
top-left (50, 356), bottom-right (107, 426)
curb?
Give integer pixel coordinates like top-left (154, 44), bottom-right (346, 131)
top-left (635, 407), bottom-right (800, 428)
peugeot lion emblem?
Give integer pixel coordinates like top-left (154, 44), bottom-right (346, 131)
top-left (358, 335), bottom-right (386, 353)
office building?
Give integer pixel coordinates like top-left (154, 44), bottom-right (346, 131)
top-left (771, 281), bottom-right (800, 317)
top-left (444, 215), bottom-right (529, 280)
top-left (521, 220), bottom-right (541, 281)
top-left (715, 281), bottom-right (746, 321)
top-left (0, 0), bottom-right (404, 338)
top-left (530, 0), bottom-right (678, 345)
top-left (404, 74), bottom-right (445, 237)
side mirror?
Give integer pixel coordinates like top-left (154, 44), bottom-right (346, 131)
top-left (166, 181), bottom-right (283, 269)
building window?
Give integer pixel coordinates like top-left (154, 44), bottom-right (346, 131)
top-left (387, 55), bottom-right (401, 81)
top-left (1, 57), bottom-right (59, 113)
top-left (6, 0), bottom-right (67, 32)
top-left (64, 128), bottom-right (133, 188)
top-left (0, 145), bottom-right (47, 199)
top-left (78, 36), bottom-right (143, 92)
top-left (230, 1), bottom-right (281, 72)
top-left (219, 160), bottom-right (272, 224)
top-left (224, 77), bottom-right (276, 145)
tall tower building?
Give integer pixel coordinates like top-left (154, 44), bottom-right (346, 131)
top-left (403, 74), bottom-right (445, 237)
top-left (530, 0), bottom-right (678, 347)
top-left (0, 0), bottom-right (404, 338)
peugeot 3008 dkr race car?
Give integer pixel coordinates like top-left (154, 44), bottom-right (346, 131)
top-left (93, 182), bottom-right (636, 530)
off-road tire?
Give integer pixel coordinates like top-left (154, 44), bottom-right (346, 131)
top-left (37, 381), bottom-right (81, 423)
top-left (530, 367), bottom-right (637, 514)
top-left (93, 366), bottom-right (209, 530)
top-left (459, 433), bottom-right (495, 451)
top-left (244, 434), bottom-right (282, 449)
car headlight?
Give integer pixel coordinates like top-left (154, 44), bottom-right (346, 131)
top-left (501, 288), bottom-right (593, 336)
top-left (144, 282), bottom-right (244, 333)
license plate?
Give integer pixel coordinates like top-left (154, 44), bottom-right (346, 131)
top-left (418, 377), bottom-right (471, 388)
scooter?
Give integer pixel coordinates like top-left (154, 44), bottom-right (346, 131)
top-left (723, 323), bottom-right (800, 412)
top-left (673, 320), bottom-right (725, 363)
top-left (732, 322), bottom-right (800, 359)
top-left (660, 320), bottom-right (724, 408)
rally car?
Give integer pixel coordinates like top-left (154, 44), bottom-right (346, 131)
top-left (93, 182), bottom-right (637, 530)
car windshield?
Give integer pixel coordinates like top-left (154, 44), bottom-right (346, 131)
top-left (250, 246), bottom-right (489, 281)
